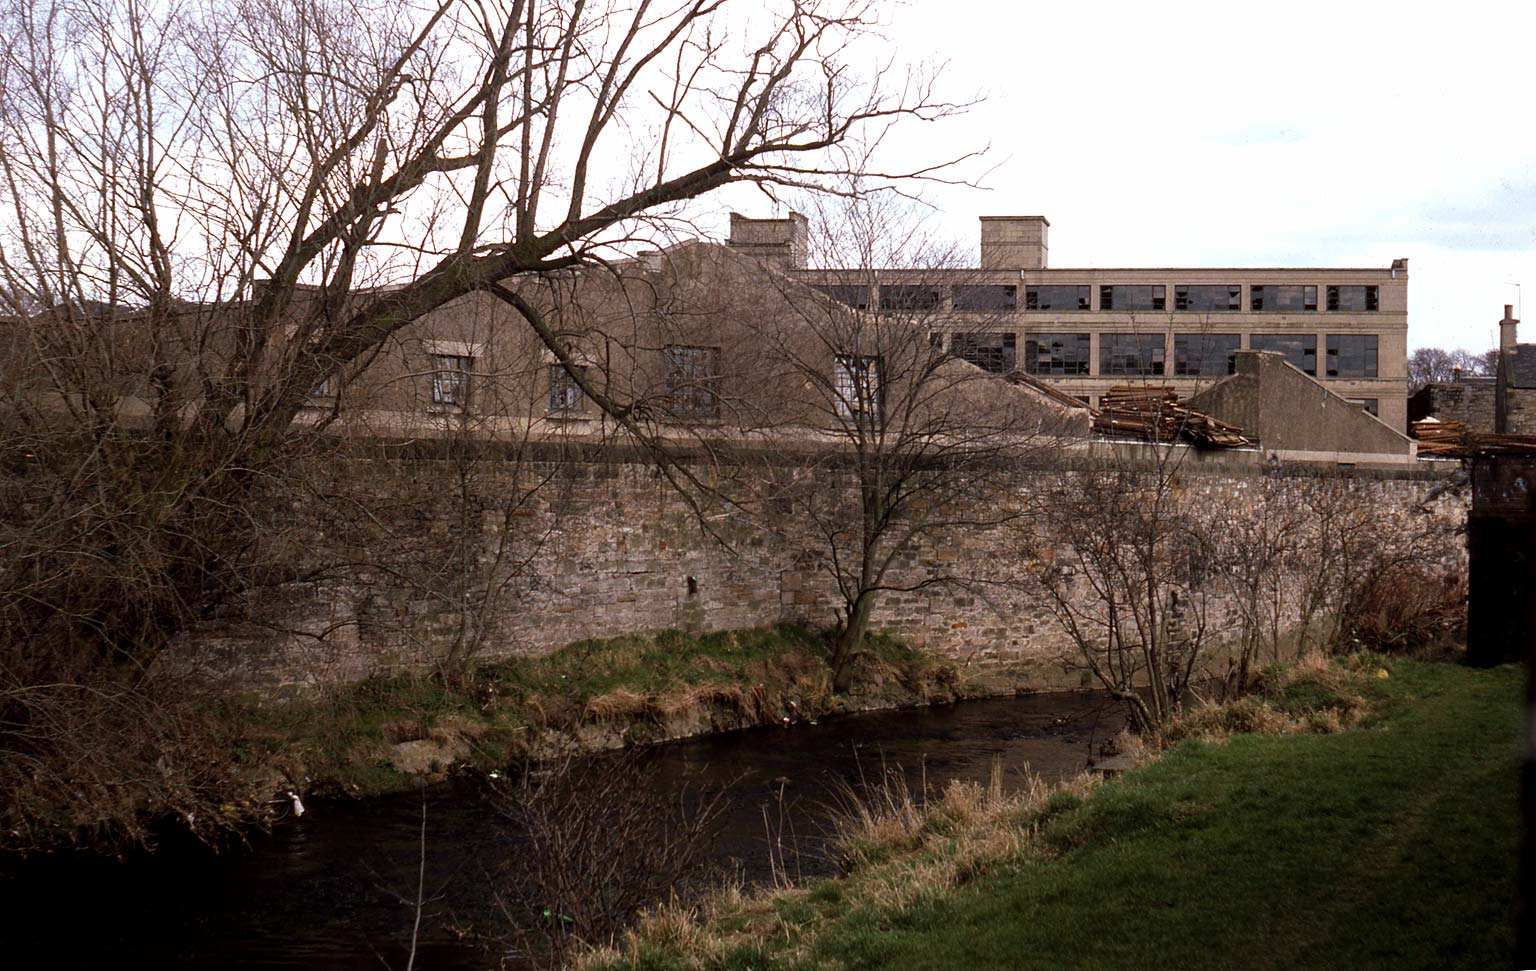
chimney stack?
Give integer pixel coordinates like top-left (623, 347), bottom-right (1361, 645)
top-left (979, 216), bottom-right (1049, 270)
top-left (1496, 304), bottom-right (1520, 434)
top-left (726, 212), bottom-right (807, 269)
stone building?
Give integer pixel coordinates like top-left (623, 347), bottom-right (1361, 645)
top-left (297, 233), bottom-right (1089, 446)
top-left (1495, 304), bottom-right (1536, 435)
top-left (1408, 376), bottom-right (1497, 431)
top-left (737, 213), bottom-right (1411, 431)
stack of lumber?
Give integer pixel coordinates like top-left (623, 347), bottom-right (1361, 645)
top-left (1091, 386), bottom-right (1253, 448)
top-left (1410, 419), bottom-right (1468, 456)
top-left (1409, 419), bottom-right (1536, 457)
top-left (1466, 432), bottom-right (1536, 454)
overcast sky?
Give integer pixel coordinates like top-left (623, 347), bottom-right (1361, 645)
top-left (710, 0), bottom-right (1534, 353)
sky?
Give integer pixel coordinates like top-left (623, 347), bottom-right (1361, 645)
top-left (709, 0), bottom-right (1536, 353)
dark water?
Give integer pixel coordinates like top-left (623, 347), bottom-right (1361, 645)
top-left (0, 690), bottom-right (1121, 969)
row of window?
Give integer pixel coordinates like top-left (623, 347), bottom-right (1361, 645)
top-left (429, 346), bottom-right (884, 425)
top-left (814, 283), bottom-right (1381, 314)
top-left (416, 334), bottom-right (1379, 421)
top-left (945, 332), bottom-right (1379, 379)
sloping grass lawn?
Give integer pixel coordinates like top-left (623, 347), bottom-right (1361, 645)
top-left (813, 660), bottom-right (1520, 971)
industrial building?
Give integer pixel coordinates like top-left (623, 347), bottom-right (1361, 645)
top-left (733, 214), bottom-right (1410, 431)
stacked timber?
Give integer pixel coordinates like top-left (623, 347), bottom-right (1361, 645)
top-left (1410, 419), bottom-right (1469, 456)
top-left (1467, 432), bottom-right (1536, 454)
top-left (1091, 386), bottom-right (1253, 448)
top-left (1409, 419), bottom-right (1536, 457)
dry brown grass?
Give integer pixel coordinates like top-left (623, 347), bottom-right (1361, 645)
top-left (572, 760), bottom-right (1103, 970)
top-left (1166, 653), bottom-right (1373, 743)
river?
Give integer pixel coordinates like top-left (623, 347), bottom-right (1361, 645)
top-left (0, 689), bottom-right (1122, 969)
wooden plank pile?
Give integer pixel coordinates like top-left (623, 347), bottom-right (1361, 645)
top-left (1409, 419), bottom-right (1536, 456)
top-left (1091, 386), bottom-right (1253, 448)
top-left (1410, 419), bottom-right (1468, 456)
top-left (1467, 432), bottom-right (1536, 454)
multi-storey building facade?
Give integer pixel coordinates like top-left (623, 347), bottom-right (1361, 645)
top-left (757, 214), bottom-right (1410, 431)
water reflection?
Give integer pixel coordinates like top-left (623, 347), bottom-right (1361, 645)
top-left (2, 690), bottom-right (1121, 969)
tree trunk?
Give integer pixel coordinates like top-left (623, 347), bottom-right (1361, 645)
top-left (831, 594), bottom-right (876, 693)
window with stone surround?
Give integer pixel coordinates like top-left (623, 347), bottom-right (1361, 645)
top-left (814, 284), bottom-right (870, 309)
top-left (548, 364), bottom-right (587, 414)
top-left (1100, 333), bottom-right (1166, 376)
top-left (1326, 334), bottom-right (1378, 377)
top-left (1326, 285), bottom-right (1379, 312)
top-left (431, 354), bottom-right (474, 406)
top-left (1174, 333), bottom-right (1239, 376)
top-left (1025, 285), bottom-right (1090, 311)
top-left (950, 332), bottom-right (1016, 373)
top-left (663, 345), bottom-right (721, 418)
top-left (833, 353), bottom-right (883, 423)
top-left (1100, 285), bottom-right (1165, 312)
top-left (879, 284), bottom-right (942, 312)
top-left (1174, 285), bottom-right (1241, 312)
top-left (1250, 333), bottom-right (1318, 375)
top-left (1251, 285), bottom-right (1317, 312)
top-left (953, 284), bottom-right (1017, 311)
top-left (1024, 333), bottom-right (1090, 375)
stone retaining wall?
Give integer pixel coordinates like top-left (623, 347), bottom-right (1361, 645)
top-left (176, 447), bottom-right (1464, 692)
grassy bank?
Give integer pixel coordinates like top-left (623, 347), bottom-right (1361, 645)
top-left (236, 625), bottom-right (961, 799)
top-left (588, 657), bottom-right (1520, 971)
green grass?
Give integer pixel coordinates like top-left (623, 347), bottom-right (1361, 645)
top-left (809, 660), bottom-right (1520, 971)
top-left (586, 659), bottom-right (1519, 971)
top-left (479, 625), bottom-right (827, 698)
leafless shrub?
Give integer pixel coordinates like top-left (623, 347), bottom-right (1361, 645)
top-left (0, 673), bottom-right (270, 853)
top-left (488, 751), bottom-right (729, 966)
top-left (1031, 447), bottom-right (1217, 735)
top-left (1336, 564), bottom-right (1466, 655)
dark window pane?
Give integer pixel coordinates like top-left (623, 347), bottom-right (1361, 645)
top-left (432, 354), bottom-right (473, 405)
top-left (950, 332), bottom-right (1016, 373)
top-left (1325, 334), bottom-right (1378, 377)
top-left (952, 284), bottom-right (1017, 311)
top-left (1100, 334), bottom-right (1166, 376)
top-left (663, 345), bottom-right (721, 417)
top-left (1024, 285), bottom-right (1090, 311)
top-left (1250, 333), bottom-right (1318, 375)
top-left (1326, 285), bottom-right (1379, 312)
top-left (1250, 285), bottom-right (1317, 312)
top-left (1100, 285), bottom-right (1166, 311)
top-left (1348, 398), bottom-right (1380, 416)
top-left (1024, 333), bottom-right (1090, 375)
top-left (1174, 333), bottom-right (1240, 376)
top-left (834, 354), bottom-right (883, 422)
top-left (1174, 285), bottom-right (1241, 312)
top-left (548, 364), bottom-right (585, 413)
top-left (813, 284), bottom-right (869, 309)
top-left (879, 284), bottom-right (941, 312)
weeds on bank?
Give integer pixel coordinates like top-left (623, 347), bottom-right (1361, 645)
top-left (575, 757), bottom-right (1104, 971)
top-left (247, 625), bottom-right (955, 798)
top-left (1163, 652), bottom-right (1378, 744)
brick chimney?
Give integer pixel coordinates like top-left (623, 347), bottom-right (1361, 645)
top-left (726, 212), bottom-right (807, 269)
top-left (979, 216), bottom-right (1049, 270)
top-left (1496, 304), bottom-right (1519, 433)
top-left (1501, 303), bottom-right (1520, 352)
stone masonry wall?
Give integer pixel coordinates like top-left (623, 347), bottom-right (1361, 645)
top-left (177, 451), bottom-right (1463, 693)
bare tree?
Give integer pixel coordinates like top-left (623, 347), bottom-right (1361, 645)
top-left (0, 0), bottom-right (974, 845)
top-left (1209, 471), bottom-right (1308, 696)
top-left (1031, 444), bottom-right (1218, 735)
top-left (489, 751), bottom-right (728, 967)
top-left (1408, 346), bottom-right (1496, 393)
top-left (746, 197), bottom-right (1079, 691)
